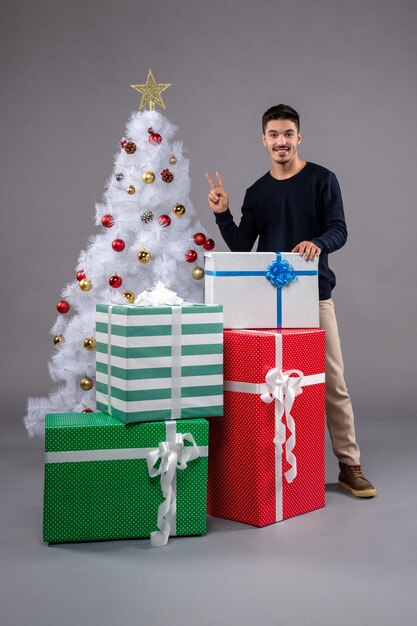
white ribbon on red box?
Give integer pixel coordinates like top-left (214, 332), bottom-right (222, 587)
top-left (224, 330), bottom-right (325, 522)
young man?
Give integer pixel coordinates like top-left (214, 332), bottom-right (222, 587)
top-left (206, 104), bottom-right (376, 498)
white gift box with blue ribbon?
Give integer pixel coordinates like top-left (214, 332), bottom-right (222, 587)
top-left (204, 252), bottom-right (319, 329)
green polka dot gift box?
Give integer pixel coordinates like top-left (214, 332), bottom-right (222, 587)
top-left (43, 413), bottom-right (209, 545)
top-left (95, 303), bottom-right (223, 424)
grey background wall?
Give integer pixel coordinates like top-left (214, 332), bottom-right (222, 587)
top-left (1, 0), bottom-right (416, 425)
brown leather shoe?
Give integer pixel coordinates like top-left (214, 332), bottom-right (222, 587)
top-left (338, 463), bottom-right (377, 498)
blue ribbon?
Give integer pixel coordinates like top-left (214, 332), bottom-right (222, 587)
top-left (265, 257), bottom-right (296, 288)
top-left (205, 253), bottom-right (318, 327)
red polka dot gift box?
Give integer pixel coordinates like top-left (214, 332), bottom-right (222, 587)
top-left (207, 328), bottom-right (325, 527)
top-left (43, 413), bottom-right (208, 546)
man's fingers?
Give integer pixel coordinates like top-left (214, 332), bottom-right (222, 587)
top-left (293, 244), bottom-right (306, 255)
top-left (292, 241), bottom-right (321, 259)
top-left (206, 171), bottom-right (225, 191)
top-left (306, 245), bottom-right (319, 260)
top-left (303, 245), bottom-right (313, 260)
top-left (209, 191), bottom-right (219, 203)
top-left (211, 187), bottom-right (226, 198)
top-left (205, 172), bottom-right (216, 190)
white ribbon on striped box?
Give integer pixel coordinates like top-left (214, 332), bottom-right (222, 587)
top-left (95, 304), bottom-right (223, 422)
top-left (105, 305), bottom-right (182, 419)
top-left (224, 330), bottom-right (325, 522)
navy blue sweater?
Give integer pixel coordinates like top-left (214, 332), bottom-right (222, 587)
top-left (214, 162), bottom-right (347, 300)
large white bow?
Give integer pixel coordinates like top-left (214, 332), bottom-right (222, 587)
top-left (147, 432), bottom-right (200, 547)
top-left (135, 281), bottom-right (184, 306)
top-left (260, 368), bottom-right (303, 483)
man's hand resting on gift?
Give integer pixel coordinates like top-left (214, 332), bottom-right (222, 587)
top-left (292, 241), bottom-right (321, 260)
top-left (206, 171), bottom-right (229, 214)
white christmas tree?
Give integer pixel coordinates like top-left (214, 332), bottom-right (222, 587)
top-left (25, 69), bottom-right (215, 436)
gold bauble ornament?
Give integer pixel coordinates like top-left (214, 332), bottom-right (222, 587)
top-left (127, 185), bottom-right (136, 195)
top-left (53, 334), bottom-right (64, 346)
top-left (142, 171), bottom-right (155, 184)
top-left (123, 290), bottom-right (135, 303)
top-left (83, 337), bottom-right (96, 351)
top-left (137, 250), bottom-right (151, 263)
top-left (169, 155), bottom-right (177, 165)
top-left (192, 266), bottom-right (205, 280)
top-left (173, 203), bottom-right (186, 216)
top-left (79, 278), bottom-right (93, 291)
top-left (80, 376), bottom-right (94, 391)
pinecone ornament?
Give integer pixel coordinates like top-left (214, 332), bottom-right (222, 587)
top-left (160, 168), bottom-right (174, 183)
top-left (140, 210), bottom-right (154, 223)
top-left (124, 141), bottom-right (137, 154)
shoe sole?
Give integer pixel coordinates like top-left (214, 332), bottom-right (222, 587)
top-left (338, 480), bottom-right (377, 498)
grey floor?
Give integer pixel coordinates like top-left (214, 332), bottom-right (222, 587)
top-left (1, 405), bottom-right (416, 626)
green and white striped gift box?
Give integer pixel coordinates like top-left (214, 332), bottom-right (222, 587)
top-left (96, 303), bottom-right (223, 424)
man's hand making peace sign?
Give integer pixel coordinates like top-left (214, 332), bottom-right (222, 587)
top-left (205, 170), bottom-right (320, 260)
top-left (205, 171), bottom-right (229, 214)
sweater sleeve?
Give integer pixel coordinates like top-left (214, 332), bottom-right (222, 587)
top-left (311, 172), bottom-right (348, 254)
top-left (214, 189), bottom-right (259, 251)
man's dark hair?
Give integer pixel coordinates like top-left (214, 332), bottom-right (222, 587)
top-left (262, 104), bottom-right (300, 134)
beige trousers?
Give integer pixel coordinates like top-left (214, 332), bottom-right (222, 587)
top-left (319, 299), bottom-right (360, 465)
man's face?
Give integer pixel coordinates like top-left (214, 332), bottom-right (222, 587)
top-left (262, 119), bottom-right (301, 165)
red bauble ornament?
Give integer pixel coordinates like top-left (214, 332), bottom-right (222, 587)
top-left (193, 232), bottom-right (206, 246)
top-left (120, 139), bottom-right (127, 148)
top-left (56, 300), bottom-right (70, 314)
top-left (185, 249), bottom-right (198, 263)
top-left (203, 238), bottom-right (215, 251)
top-left (148, 127), bottom-right (162, 145)
top-left (158, 214), bottom-right (171, 227)
top-left (112, 238), bottom-right (125, 252)
top-left (82, 408), bottom-right (93, 413)
top-left (76, 270), bottom-right (86, 281)
top-left (109, 274), bottom-right (123, 288)
top-left (101, 214), bottom-right (114, 228)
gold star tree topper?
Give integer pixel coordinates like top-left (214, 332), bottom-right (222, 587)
top-left (131, 69), bottom-right (172, 111)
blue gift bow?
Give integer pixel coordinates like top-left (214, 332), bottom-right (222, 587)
top-left (205, 253), bottom-right (318, 326)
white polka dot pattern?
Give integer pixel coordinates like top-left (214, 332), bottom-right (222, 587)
top-left (43, 414), bottom-right (208, 543)
top-left (207, 329), bottom-right (325, 527)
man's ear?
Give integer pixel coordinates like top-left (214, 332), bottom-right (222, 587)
top-left (262, 135), bottom-right (267, 148)
top-left (297, 132), bottom-right (302, 145)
